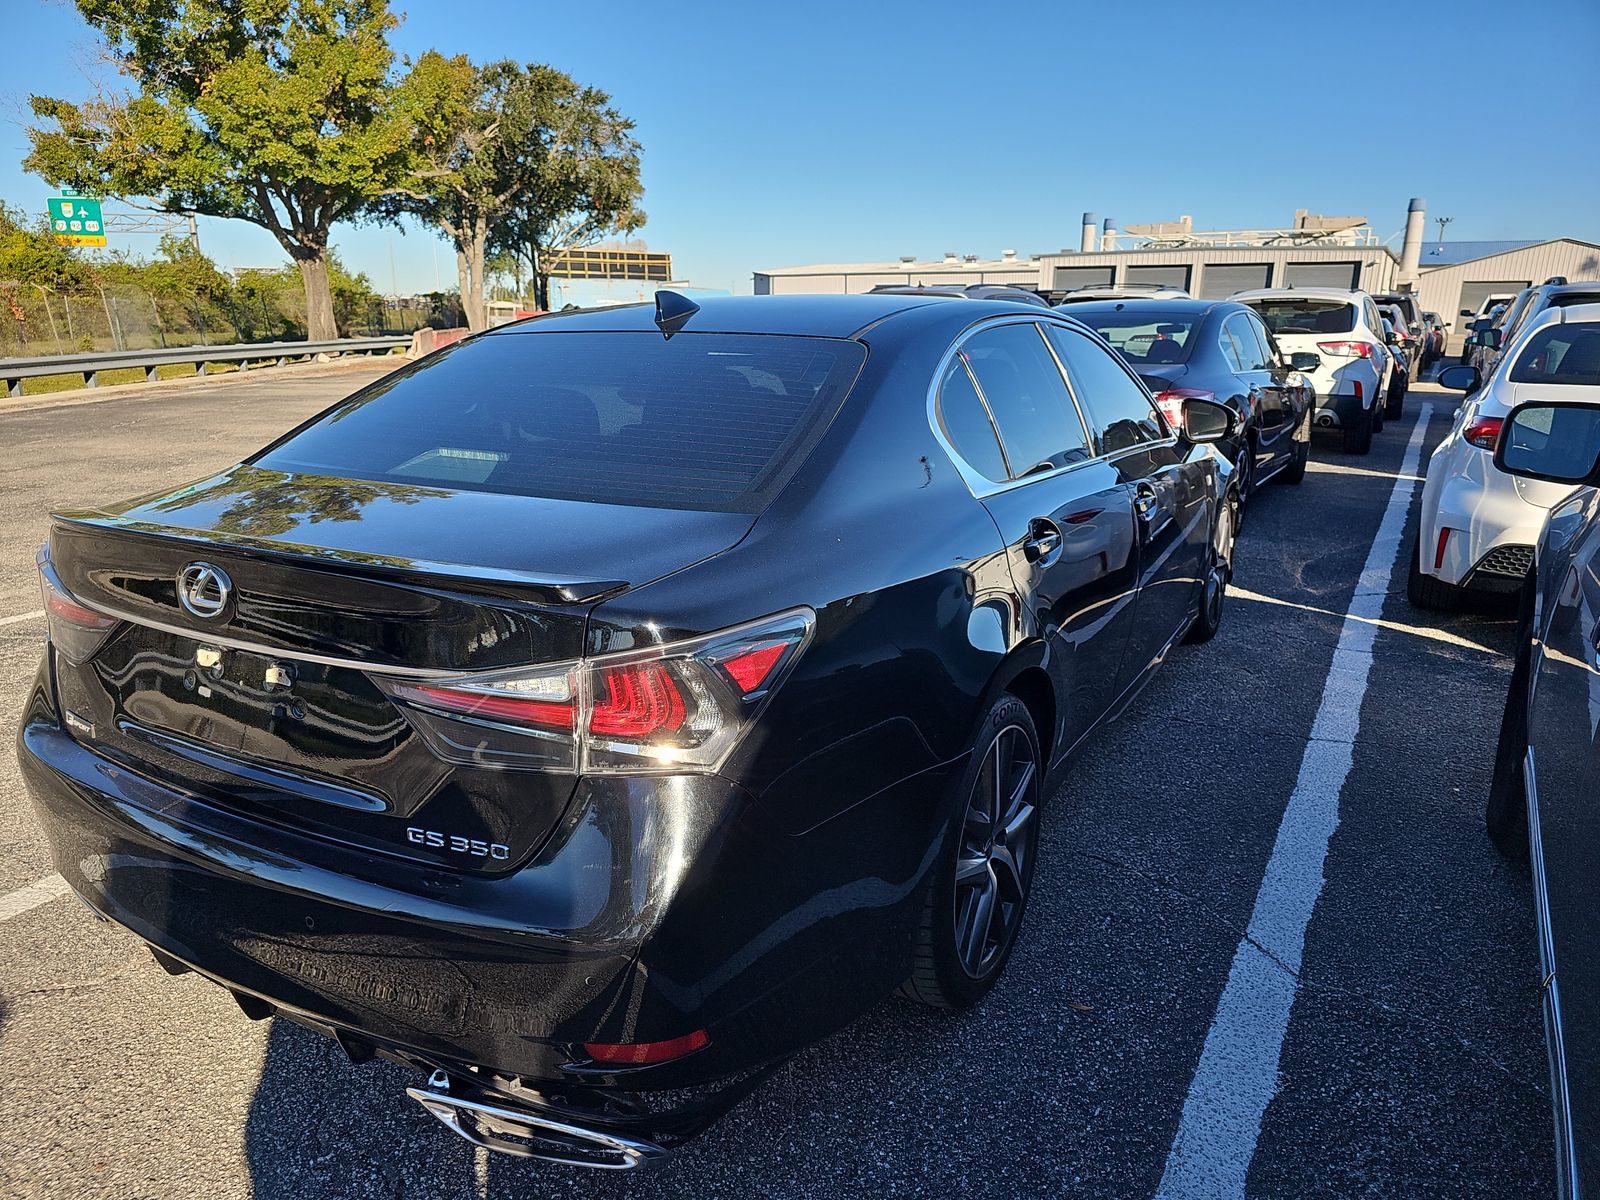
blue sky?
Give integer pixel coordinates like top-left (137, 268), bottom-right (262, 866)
top-left (4, 0), bottom-right (1598, 296)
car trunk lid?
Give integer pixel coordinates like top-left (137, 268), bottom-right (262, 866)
top-left (45, 465), bottom-right (755, 874)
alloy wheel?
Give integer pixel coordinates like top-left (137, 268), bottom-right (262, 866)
top-left (953, 724), bottom-right (1039, 979)
top-left (1234, 441), bottom-right (1254, 505)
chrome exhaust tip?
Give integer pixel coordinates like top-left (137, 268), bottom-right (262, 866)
top-left (405, 1070), bottom-right (669, 1170)
top-left (1316, 413), bottom-right (1339, 428)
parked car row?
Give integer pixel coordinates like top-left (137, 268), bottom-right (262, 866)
top-left (1478, 398), bottom-right (1600, 1200)
top-left (1227, 287), bottom-right (1407, 455)
top-left (1411, 292), bottom-right (1600, 611)
top-left (1056, 298), bottom-right (1312, 507)
top-left (1395, 285), bottom-right (1600, 1199)
top-left (18, 291), bottom-right (1246, 1169)
top-left (1464, 277), bottom-right (1600, 378)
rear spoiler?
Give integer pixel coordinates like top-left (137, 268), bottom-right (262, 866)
top-left (50, 511), bottom-right (629, 606)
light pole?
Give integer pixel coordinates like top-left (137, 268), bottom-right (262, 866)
top-left (1434, 215), bottom-right (1452, 252)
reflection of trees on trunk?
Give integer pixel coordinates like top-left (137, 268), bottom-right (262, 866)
top-left (152, 466), bottom-right (447, 540)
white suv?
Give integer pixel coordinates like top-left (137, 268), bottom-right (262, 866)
top-left (1232, 288), bottom-right (1389, 455)
top-left (1409, 302), bottom-right (1600, 609)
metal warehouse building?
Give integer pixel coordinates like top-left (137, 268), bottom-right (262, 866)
top-left (754, 200), bottom-right (1599, 346)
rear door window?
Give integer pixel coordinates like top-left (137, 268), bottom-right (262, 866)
top-left (1046, 326), bottom-right (1168, 452)
top-left (937, 356), bottom-right (1009, 483)
top-left (961, 323), bottom-right (1093, 477)
top-left (252, 332), bottom-right (866, 512)
top-left (1223, 314), bottom-right (1269, 370)
top-left (1244, 312), bottom-right (1279, 365)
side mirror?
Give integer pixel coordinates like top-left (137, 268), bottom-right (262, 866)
top-left (1469, 318), bottom-right (1491, 332)
top-left (1459, 309), bottom-right (1475, 317)
top-left (1384, 330), bottom-right (1400, 346)
top-left (1288, 351), bottom-right (1321, 372)
top-left (1480, 328), bottom-right (1503, 350)
top-left (1494, 401), bottom-right (1600, 485)
top-left (1182, 396), bottom-right (1234, 444)
top-left (1437, 365), bottom-right (1481, 393)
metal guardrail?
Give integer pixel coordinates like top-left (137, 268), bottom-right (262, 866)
top-left (0, 336), bottom-right (409, 397)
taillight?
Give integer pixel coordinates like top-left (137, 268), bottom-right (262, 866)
top-left (37, 547), bottom-right (119, 665)
top-left (588, 661), bottom-right (687, 738)
top-left (380, 608), bottom-right (814, 775)
top-left (395, 673), bottom-right (576, 731)
top-left (1464, 415), bottom-right (1504, 450)
top-left (1152, 388), bottom-right (1215, 434)
top-left (1434, 527), bottom-right (1452, 570)
top-left (1316, 341), bottom-right (1375, 359)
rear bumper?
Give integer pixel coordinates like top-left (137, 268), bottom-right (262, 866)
top-left (1417, 458), bottom-right (1552, 589)
top-left (17, 654), bottom-right (951, 1105)
top-left (1312, 391), bottom-right (1371, 426)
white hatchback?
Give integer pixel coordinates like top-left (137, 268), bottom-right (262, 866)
top-left (1233, 287), bottom-right (1390, 455)
top-left (1409, 303), bottom-right (1600, 609)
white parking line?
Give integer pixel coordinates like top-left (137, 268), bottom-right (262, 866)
top-left (1155, 404), bottom-right (1434, 1198)
top-left (0, 874), bottom-right (71, 923)
top-left (0, 609), bottom-right (45, 626)
top-left (1229, 586), bottom-right (1498, 655)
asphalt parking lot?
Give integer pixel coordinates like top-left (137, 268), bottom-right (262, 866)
top-left (0, 370), bottom-right (1555, 1198)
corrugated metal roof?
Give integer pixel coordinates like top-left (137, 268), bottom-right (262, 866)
top-left (1417, 240), bottom-right (1540, 265)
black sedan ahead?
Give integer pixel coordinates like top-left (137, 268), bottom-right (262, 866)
top-left (1487, 398), bottom-right (1600, 1200)
top-left (18, 292), bottom-right (1238, 1169)
top-left (1068, 299), bottom-right (1318, 508)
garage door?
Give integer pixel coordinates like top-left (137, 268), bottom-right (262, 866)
top-left (1282, 262), bottom-right (1360, 289)
top-left (1199, 263), bottom-right (1271, 299)
top-left (1458, 280), bottom-right (1531, 318)
top-left (1125, 265), bottom-right (1191, 289)
top-left (1052, 266), bottom-right (1115, 292)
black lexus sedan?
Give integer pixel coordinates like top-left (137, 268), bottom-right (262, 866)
top-left (18, 292), bottom-right (1238, 1168)
top-left (1068, 299), bottom-right (1319, 507)
top-left (1486, 398), bottom-right (1600, 1200)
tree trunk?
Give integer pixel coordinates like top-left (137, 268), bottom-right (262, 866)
top-left (468, 215), bottom-right (487, 331)
top-left (296, 253), bottom-right (338, 341)
top-left (456, 219), bottom-right (488, 332)
top-left (455, 245), bottom-right (473, 329)
top-left (534, 268), bottom-right (551, 312)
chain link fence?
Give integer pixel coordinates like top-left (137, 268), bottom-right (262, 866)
top-left (0, 283), bottom-right (442, 357)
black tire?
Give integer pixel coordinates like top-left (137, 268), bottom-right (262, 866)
top-left (1386, 374), bottom-right (1407, 420)
top-left (1373, 396), bottom-right (1385, 433)
top-left (1487, 580), bottom-right (1536, 859)
top-left (900, 695), bottom-right (1041, 1011)
top-left (1185, 487), bottom-right (1236, 644)
top-left (1281, 435), bottom-right (1309, 484)
top-left (1342, 403), bottom-right (1374, 455)
top-left (1233, 436), bottom-right (1255, 516)
top-left (1406, 530), bottom-right (1465, 611)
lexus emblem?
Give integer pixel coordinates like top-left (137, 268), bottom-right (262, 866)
top-left (177, 562), bottom-right (232, 619)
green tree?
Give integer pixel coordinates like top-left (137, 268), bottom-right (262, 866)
top-left (0, 203), bottom-right (89, 290)
top-left (25, 0), bottom-right (415, 341)
top-left (493, 66), bottom-right (645, 311)
top-left (392, 57), bottom-right (643, 327)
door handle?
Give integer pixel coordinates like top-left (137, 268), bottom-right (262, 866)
top-left (1022, 518), bottom-right (1061, 563)
top-left (1134, 483), bottom-right (1160, 524)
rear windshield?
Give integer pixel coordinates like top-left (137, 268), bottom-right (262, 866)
top-left (1509, 325), bottom-right (1600, 386)
top-left (1243, 299), bottom-right (1355, 335)
top-left (1549, 291), bottom-right (1600, 309)
top-left (253, 331), bottom-right (866, 512)
top-left (1072, 310), bottom-right (1198, 364)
